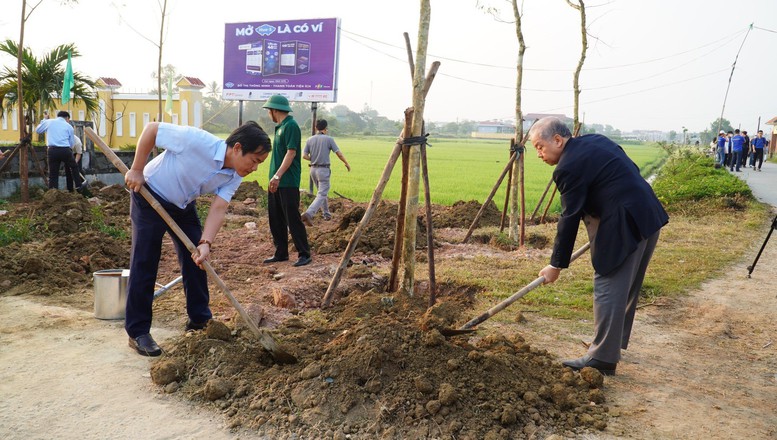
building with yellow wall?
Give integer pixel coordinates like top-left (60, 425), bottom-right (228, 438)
top-left (0, 76), bottom-right (204, 146)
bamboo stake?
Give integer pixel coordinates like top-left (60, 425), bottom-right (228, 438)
top-left (518, 145), bottom-right (525, 246)
top-left (530, 178), bottom-right (553, 222)
top-left (388, 139), bottom-right (410, 293)
top-left (324, 61), bottom-right (440, 305)
top-left (0, 144), bottom-right (22, 174)
top-left (499, 140), bottom-right (514, 233)
top-left (540, 185), bottom-right (557, 224)
top-left (321, 138), bottom-right (404, 307)
top-left (462, 152), bottom-right (517, 243)
top-left (420, 141), bottom-right (437, 306)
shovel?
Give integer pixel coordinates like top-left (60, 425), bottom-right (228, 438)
top-left (441, 242), bottom-right (591, 336)
top-left (85, 128), bottom-right (297, 364)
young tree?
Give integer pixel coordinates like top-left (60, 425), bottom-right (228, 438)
top-left (6, 0), bottom-right (79, 201)
top-left (566, 0), bottom-right (588, 134)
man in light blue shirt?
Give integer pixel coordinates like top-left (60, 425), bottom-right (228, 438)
top-left (123, 121), bottom-right (272, 356)
top-left (35, 110), bottom-right (83, 191)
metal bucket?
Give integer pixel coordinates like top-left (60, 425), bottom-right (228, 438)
top-left (93, 269), bottom-right (129, 320)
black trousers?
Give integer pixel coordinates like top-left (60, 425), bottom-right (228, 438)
top-left (268, 187), bottom-right (310, 259)
top-left (753, 149), bottom-right (764, 169)
top-left (47, 147), bottom-right (82, 191)
top-left (125, 189), bottom-right (211, 338)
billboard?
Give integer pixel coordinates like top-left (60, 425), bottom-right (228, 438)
top-left (222, 18), bottom-right (340, 102)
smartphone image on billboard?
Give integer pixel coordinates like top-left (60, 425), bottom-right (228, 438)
top-left (263, 40), bottom-right (280, 76)
top-left (296, 41), bottom-right (311, 74)
top-left (245, 41), bottom-right (262, 76)
top-left (280, 42), bottom-right (297, 75)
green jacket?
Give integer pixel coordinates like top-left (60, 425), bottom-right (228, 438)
top-left (268, 115), bottom-right (302, 188)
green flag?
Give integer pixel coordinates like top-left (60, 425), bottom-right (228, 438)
top-left (61, 51), bottom-right (74, 105)
top-left (165, 76), bottom-right (173, 116)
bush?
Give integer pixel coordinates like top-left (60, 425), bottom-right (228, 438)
top-left (652, 151), bottom-right (752, 212)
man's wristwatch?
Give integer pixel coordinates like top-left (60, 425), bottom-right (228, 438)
top-left (271, 175), bottom-right (280, 181)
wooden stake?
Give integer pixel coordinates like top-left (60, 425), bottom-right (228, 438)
top-left (530, 178), bottom-right (553, 222)
top-left (540, 185), bottom-right (557, 224)
top-left (388, 110), bottom-right (414, 293)
top-left (518, 146), bottom-right (525, 246)
top-left (322, 141), bottom-right (404, 306)
top-left (499, 140), bottom-right (514, 233)
top-left (462, 151), bottom-right (517, 243)
top-left (420, 142), bottom-right (437, 306)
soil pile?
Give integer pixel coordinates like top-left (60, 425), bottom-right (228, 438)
top-left (0, 189), bottom-right (130, 296)
top-left (432, 199), bottom-right (502, 229)
top-left (154, 290), bottom-right (608, 439)
top-left (311, 201), bottom-right (426, 258)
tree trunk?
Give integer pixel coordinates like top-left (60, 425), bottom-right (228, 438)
top-left (400, 0), bottom-right (431, 297)
top-left (17, 0), bottom-right (29, 201)
top-left (508, 0), bottom-right (526, 242)
top-left (566, 0), bottom-right (588, 134)
top-left (157, 0), bottom-right (166, 124)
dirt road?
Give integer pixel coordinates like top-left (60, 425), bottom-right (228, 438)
top-left (0, 296), bottom-right (242, 440)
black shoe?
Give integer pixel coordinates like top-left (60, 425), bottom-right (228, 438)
top-left (293, 256), bottom-right (312, 267)
top-left (263, 256), bottom-right (288, 264)
top-left (561, 354), bottom-right (616, 376)
top-left (129, 334), bottom-right (162, 357)
top-left (185, 319), bottom-right (210, 332)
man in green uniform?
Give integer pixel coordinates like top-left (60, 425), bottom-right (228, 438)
top-left (262, 95), bottom-right (311, 267)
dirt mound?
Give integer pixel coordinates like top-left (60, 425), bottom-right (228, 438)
top-left (156, 290), bottom-right (608, 439)
top-left (433, 200), bottom-right (502, 229)
top-left (311, 201), bottom-right (426, 258)
top-left (0, 189), bottom-right (130, 296)
top-left (233, 180), bottom-right (268, 202)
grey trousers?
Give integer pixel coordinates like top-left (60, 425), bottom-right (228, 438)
top-left (305, 167), bottom-right (331, 218)
top-left (586, 216), bottom-right (661, 363)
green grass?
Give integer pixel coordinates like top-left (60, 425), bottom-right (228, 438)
top-left (245, 136), bottom-right (667, 210)
top-left (0, 216), bottom-right (34, 246)
top-left (427, 148), bottom-right (769, 323)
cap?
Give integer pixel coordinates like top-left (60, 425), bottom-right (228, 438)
top-left (719, 130), bottom-right (725, 134)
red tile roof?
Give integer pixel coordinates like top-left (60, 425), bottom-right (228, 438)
top-left (98, 77), bottom-right (122, 87)
top-left (182, 76), bottom-right (205, 87)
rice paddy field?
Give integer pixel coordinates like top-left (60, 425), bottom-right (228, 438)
top-left (245, 136), bottom-right (667, 212)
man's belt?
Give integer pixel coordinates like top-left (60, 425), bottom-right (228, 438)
top-left (309, 164), bottom-right (330, 168)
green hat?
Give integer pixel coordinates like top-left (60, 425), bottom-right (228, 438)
top-left (262, 95), bottom-right (292, 112)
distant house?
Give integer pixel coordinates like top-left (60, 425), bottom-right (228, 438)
top-left (0, 76), bottom-right (205, 147)
top-left (471, 120), bottom-right (516, 139)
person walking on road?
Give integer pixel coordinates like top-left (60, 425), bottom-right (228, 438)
top-left (529, 117), bottom-right (669, 376)
top-left (123, 121), bottom-right (271, 356)
top-left (301, 119), bottom-right (350, 225)
top-left (35, 110), bottom-right (84, 191)
top-left (752, 130), bottom-right (767, 171)
top-left (262, 95), bottom-right (312, 268)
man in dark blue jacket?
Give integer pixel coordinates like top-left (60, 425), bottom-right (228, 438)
top-left (529, 117), bottom-right (669, 375)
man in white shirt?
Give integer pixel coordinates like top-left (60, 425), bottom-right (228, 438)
top-left (123, 121), bottom-right (271, 356)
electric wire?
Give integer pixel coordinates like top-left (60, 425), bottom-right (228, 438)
top-left (340, 26), bottom-right (749, 72)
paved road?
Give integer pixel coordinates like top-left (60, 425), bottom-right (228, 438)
top-left (731, 158), bottom-right (777, 208)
